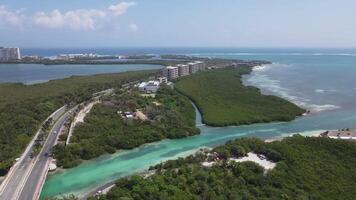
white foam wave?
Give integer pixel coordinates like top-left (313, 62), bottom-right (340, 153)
top-left (252, 65), bottom-right (269, 72)
top-left (252, 63), bottom-right (292, 72)
top-left (314, 89), bottom-right (337, 94)
top-left (315, 89), bottom-right (325, 93)
top-left (188, 53), bottom-right (356, 57)
top-left (245, 73), bottom-right (341, 113)
top-left (307, 104), bottom-right (341, 112)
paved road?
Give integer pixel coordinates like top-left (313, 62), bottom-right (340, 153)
top-left (17, 109), bottom-right (72, 200)
top-left (0, 106), bottom-right (67, 200)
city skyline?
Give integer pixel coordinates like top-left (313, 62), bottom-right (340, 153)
top-left (1, 0), bottom-right (356, 48)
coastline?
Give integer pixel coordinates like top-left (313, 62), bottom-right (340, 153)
top-left (175, 66), bottom-right (306, 128)
top-left (83, 130), bottom-right (327, 199)
top-left (40, 55), bottom-right (350, 198)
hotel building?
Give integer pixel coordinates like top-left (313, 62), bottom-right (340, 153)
top-left (0, 47), bottom-right (21, 61)
top-left (178, 64), bottom-right (190, 77)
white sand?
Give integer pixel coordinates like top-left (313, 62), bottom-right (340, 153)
top-left (135, 110), bottom-right (148, 121)
top-left (202, 161), bottom-right (216, 167)
top-left (229, 152), bottom-right (276, 170)
top-left (75, 101), bottom-right (100, 123)
top-left (66, 100), bottom-right (100, 145)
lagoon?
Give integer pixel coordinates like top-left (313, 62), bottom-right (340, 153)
top-left (0, 63), bottom-right (163, 84)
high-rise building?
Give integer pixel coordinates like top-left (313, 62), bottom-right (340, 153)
top-left (177, 64), bottom-right (190, 77)
top-left (0, 47), bottom-right (21, 61)
top-left (188, 61), bottom-right (205, 74)
top-left (162, 66), bottom-right (179, 80)
top-left (195, 61), bottom-right (206, 71)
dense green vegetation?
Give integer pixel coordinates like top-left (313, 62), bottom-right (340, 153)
top-left (53, 86), bottom-right (199, 168)
top-left (97, 136), bottom-right (356, 200)
top-left (175, 68), bottom-right (305, 126)
top-left (0, 70), bottom-right (157, 175)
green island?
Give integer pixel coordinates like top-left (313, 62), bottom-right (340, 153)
top-left (175, 68), bottom-right (305, 127)
top-left (0, 70), bottom-right (157, 175)
top-left (95, 136), bottom-right (356, 200)
top-left (53, 86), bottom-right (199, 168)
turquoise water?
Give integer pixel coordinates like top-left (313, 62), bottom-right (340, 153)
top-left (41, 51), bottom-right (356, 198)
top-left (0, 64), bottom-right (163, 84)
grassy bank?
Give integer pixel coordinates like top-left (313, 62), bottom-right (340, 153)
top-left (98, 136), bottom-right (356, 200)
top-left (53, 86), bottom-right (200, 168)
top-left (0, 70), bottom-right (157, 175)
top-left (175, 68), bottom-right (305, 127)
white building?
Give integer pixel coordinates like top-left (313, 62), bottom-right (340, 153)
top-left (0, 47), bottom-right (21, 61)
top-left (162, 66), bottom-right (179, 80)
top-left (195, 61), bottom-right (206, 71)
top-left (138, 81), bottom-right (160, 93)
top-left (188, 61), bottom-right (206, 74)
top-left (157, 77), bottom-right (168, 84)
top-left (178, 64), bottom-right (190, 77)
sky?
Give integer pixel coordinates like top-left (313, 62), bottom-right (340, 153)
top-left (0, 0), bottom-right (355, 48)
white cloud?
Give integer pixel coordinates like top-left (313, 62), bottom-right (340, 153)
top-left (33, 1), bottom-right (136, 30)
top-left (34, 9), bottom-right (106, 30)
top-left (108, 2), bottom-right (136, 16)
top-left (129, 23), bottom-right (139, 32)
top-left (0, 5), bottom-right (24, 27)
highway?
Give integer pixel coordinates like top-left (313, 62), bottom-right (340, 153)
top-left (0, 89), bottom-right (112, 200)
top-left (18, 108), bottom-right (73, 200)
top-left (0, 106), bottom-right (67, 200)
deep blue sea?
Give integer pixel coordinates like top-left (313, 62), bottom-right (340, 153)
top-left (5, 48), bottom-right (355, 198)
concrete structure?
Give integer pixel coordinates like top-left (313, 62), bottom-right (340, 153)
top-left (321, 130), bottom-right (356, 140)
top-left (162, 62), bottom-right (205, 80)
top-left (138, 81), bottom-right (160, 93)
top-left (177, 64), bottom-right (190, 77)
top-left (188, 61), bottom-right (205, 74)
top-left (163, 66), bottom-right (179, 80)
top-left (188, 62), bottom-right (199, 74)
top-left (0, 47), bottom-right (21, 61)
top-left (0, 105), bottom-right (68, 200)
top-left (161, 68), bottom-right (168, 78)
top-left (195, 61), bottom-right (206, 71)
top-left (157, 77), bottom-right (168, 84)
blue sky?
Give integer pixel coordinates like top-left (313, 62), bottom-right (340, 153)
top-left (0, 0), bottom-right (355, 47)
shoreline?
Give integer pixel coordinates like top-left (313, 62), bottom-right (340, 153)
top-left (42, 59), bottom-right (305, 198)
top-left (176, 66), bottom-right (306, 128)
top-left (83, 130), bottom-right (327, 199)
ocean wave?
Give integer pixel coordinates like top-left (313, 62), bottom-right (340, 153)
top-left (188, 53), bottom-right (356, 57)
top-left (315, 89), bottom-right (325, 93)
top-left (252, 63), bottom-right (292, 72)
top-left (314, 89), bottom-right (337, 93)
top-left (307, 104), bottom-right (341, 112)
top-left (245, 74), bottom-right (341, 113)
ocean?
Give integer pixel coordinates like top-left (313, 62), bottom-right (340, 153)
top-left (6, 48), bottom-right (355, 198)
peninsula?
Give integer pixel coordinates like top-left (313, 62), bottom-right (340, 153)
top-left (175, 68), bottom-right (305, 126)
